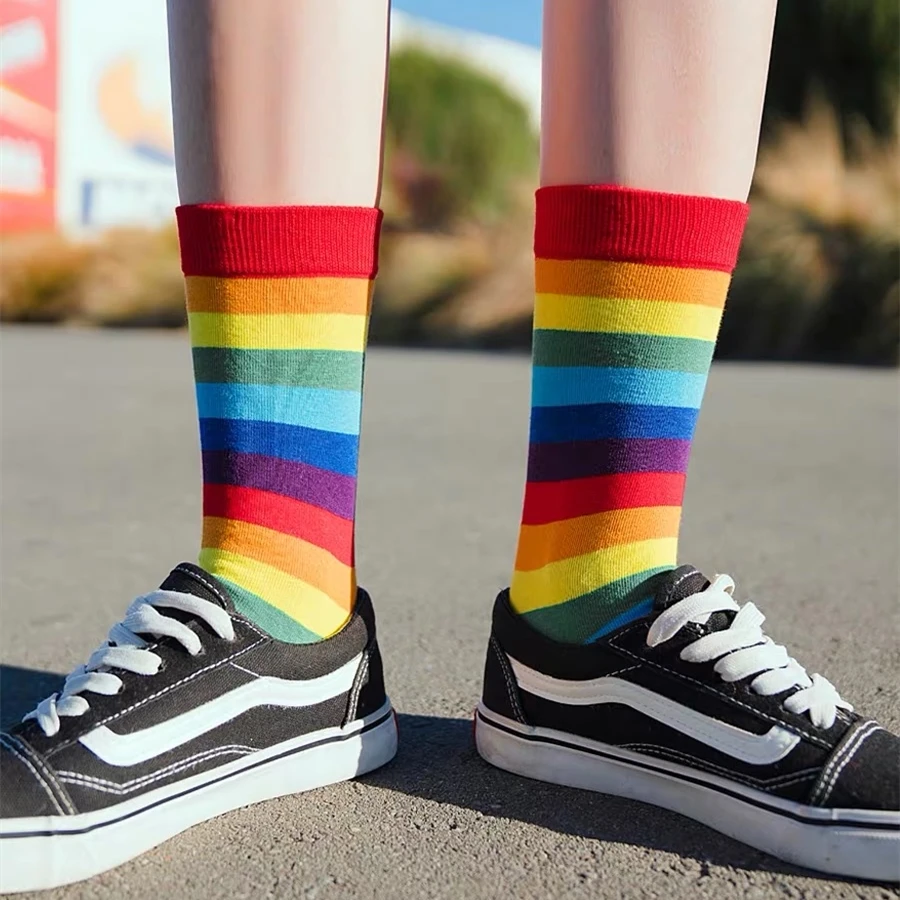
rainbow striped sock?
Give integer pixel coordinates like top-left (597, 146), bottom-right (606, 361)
top-left (511, 186), bottom-right (748, 644)
top-left (176, 205), bottom-right (381, 644)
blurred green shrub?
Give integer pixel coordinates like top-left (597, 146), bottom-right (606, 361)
top-left (765, 0), bottom-right (900, 150)
top-left (386, 46), bottom-right (537, 229)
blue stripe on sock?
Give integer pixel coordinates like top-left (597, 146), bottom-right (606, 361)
top-left (195, 383), bottom-right (361, 434)
top-left (584, 597), bottom-right (654, 643)
top-left (529, 403), bottom-right (699, 443)
top-left (198, 418), bottom-right (358, 476)
top-left (532, 367), bottom-right (708, 409)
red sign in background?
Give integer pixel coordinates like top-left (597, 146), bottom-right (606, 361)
top-left (0, 0), bottom-right (58, 231)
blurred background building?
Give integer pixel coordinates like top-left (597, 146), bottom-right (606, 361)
top-left (1, 0), bottom-right (540, 233)
top-left (1, 0), bottom-right (897, 365)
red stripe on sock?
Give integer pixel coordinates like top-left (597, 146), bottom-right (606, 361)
top-left (203, 483), bottom-right (354, 566)
top-left (521, 471), bottom-right (687, 526)
top-left (534, 185), bottom-right (748, 272)
top-left (177, 205), bottom-right (383, 278)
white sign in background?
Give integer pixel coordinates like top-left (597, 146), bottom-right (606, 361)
top-left (57, 0), bottom-right (177, 233)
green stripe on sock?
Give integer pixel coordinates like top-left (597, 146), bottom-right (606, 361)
top-left (223, 580), bottom-right (324, 644)
top-left (521, 567), bottom-right (672, 644)
top-left (192, 347), bottom-right (365, 390)
top-left (533, 331), bottom-right (715, 374)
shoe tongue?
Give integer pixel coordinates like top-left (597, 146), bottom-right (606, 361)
top-left (653, 565), bottom-right (733, 633)
top-left (653, 565), bottom-right (710, 611)
top-left (158, 563), bottom-right (233, 611)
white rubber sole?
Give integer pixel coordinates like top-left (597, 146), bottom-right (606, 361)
top-left (0, 701), bottom-right (397, 893)
top-left (475, 704), bottom-right (900, 883)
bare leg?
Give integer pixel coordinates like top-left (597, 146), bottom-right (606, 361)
top-left (168, 0), bottom-right (390, 642)
top-left (167, 0), bottom-right (390, 205)
top-left (541, 0), bottom-right (777, 200)
top-left (509, 0), bottom-right (771, 642)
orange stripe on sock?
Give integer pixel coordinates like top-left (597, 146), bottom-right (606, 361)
top-left (202, 516), bottom-right (354, 603)
top-left (535, 258), bottom-right (730, 307)
top-left (185, 276), bottom-right (373, 316)
top-left (515, 506), bottom-right (682, 572)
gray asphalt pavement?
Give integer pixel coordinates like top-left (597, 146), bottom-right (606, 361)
top-left (1, 326), bottom-right (898, 900)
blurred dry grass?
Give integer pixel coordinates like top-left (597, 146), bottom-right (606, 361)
top-left (0, 226), bottom-right (184, 327)
top-left (721, 104), bottom-right (899, 365)
top-left (1, 104), bottom-right (897, 364)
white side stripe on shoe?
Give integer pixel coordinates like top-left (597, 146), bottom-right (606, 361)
top-left (507, 656), bottom-right (801, 766)
top-left (79, 654), bottom-right (362, 767)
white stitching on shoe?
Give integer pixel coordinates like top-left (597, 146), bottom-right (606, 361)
top-left (0, 734), bottom-right (67, 815)
top-left (3, 733), bottom-right (76, 814)
top-left (808, 720), bottom-right (876, 805)
top-left (56, 745), bottom-right (256, 793)
top-left (818, 724), bottom-right (882, 806)
top-left (608, 624), bottom-right (825, 745)
top-left (344, 652), bottom-right (370, 724)
top-left (669, 569), bottom-right (699, 594)
top-left (173, 566), bottom-right (231, 608)
top-left (491, 637), bottom-right (526, 724)
top-left (603, 664), bottom-right (642, 678)
top-left (619, 743), bottom-right (821, 791)
top-left (175, 569), bottom-right (278, 648)
top-left (44, 636), bottom-right (268, 759)
top-left (619, 743), bottom-right (763, 788)
top-left (56, 744), bottom-right (256, 786)
top-left (811, 720), bottom-right (881, 806)
top-left (230, 662), bottom-right (260, 677)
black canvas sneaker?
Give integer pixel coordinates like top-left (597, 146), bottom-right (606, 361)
top-left (475, 566), bottom-right (899, 881)
top-left (0, 563), bottom-right (397, 893)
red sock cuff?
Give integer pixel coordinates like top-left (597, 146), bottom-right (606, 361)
top-left (535, 185), bottom-right (749, 272)
top-left (176, 205), bottom-right (383, 278)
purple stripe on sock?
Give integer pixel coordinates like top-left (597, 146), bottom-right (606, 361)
top-left (202, 450), bottom-right (356, 519)
top-left (526, 437), bottom-right (692, 482)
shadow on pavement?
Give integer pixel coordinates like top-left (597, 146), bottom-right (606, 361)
top-left (0, 665), bottom-right (64, 728)
top-left (363, 713), bottom-right (827, 880)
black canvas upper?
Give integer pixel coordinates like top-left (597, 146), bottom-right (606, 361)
top-left (0, 564), bottom-right (388, 819)
top-left (482, 566), bottom-right (899, 811)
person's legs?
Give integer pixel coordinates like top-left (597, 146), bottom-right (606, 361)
top-left (509, 0), bottom-right (771, 643)
top-left (169, 0), bottom-right (387, 206)
top-left (0, 4), bottom-right (397, 891)
top-left (170, 0), bottom-right (389, 642)
top-left (539, 0), bottom-right (774, 198)
top-left (478, 0), bottom-right (900, 881)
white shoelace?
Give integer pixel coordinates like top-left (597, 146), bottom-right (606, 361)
top-left (645, 574), bottom-right (852, 729)
top-left (24, 590), bottom-right (235, 738)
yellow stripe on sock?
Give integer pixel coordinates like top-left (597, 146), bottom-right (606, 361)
top-left (534, 295), bottom-right (724, 341)
top-left (188, 312), bottom-right (370, 351)
top-left (535, 259), bottom-right (730, 306)
top-left (510, 537), bottom-right (678, 613)
top-left (199, 547), bottom-right (353, 638)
